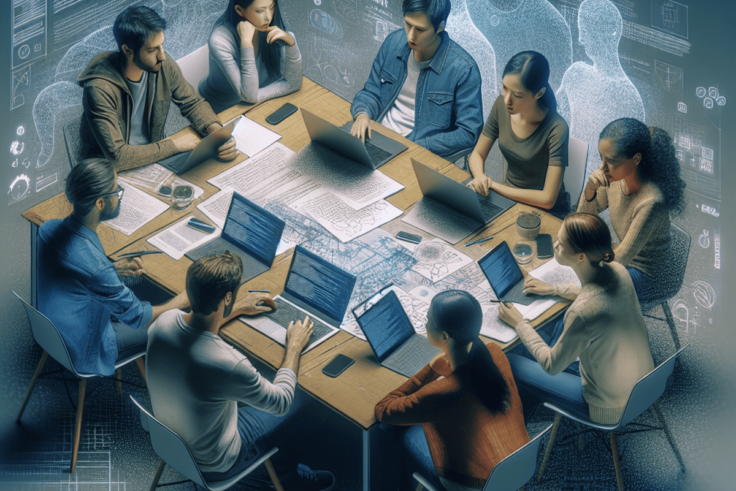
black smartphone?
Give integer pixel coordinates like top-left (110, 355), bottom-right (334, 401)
top-left (395, 231), bottom-right (422, 244)
top-left (158, 185), bottom-right (172, 197)
top-left (536, 234), bottom-right (554, 259)
top-left (266, 103), bottom-right (298, 125)
top-left (322, 354), bottom-right (355, 378)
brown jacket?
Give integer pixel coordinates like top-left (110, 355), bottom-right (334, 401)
top-left (78, 51), bottom-right (220, 171)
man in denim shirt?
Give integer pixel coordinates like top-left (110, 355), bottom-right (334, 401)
top-left (37, 158), bottom-right (189, 376)
top-left (350, 0), bottom-right (483, 160)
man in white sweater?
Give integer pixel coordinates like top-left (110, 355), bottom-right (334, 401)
top-left (146, 251), bottom-right (335, 490)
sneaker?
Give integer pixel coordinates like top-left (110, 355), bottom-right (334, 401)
top-left (274, 463), bottom-right (336, 491)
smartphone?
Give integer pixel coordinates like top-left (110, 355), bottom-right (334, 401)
top-left (187, 219), bottom-right (216, 234)
top-left (158, 185), bottom-right (172, 197)
top-left (266, 103), bottom-right (298, 125)
top-left (322, 354), bottom-right (355, 378)
top-left (536, 234), bottom-right (554, 259)
top-left (395, 231), bottom-right (422, 244)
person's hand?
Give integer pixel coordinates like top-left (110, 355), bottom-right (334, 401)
top-left (236, 292), bottom-right (276, 316)
top-left (586, 166), bottom-right (609, 193)
top-left (429, 351), bottom-right (453, 377)
top-left (263, 25), bottom-right (295, 46)
top-left (498, 302), bottom-right (524, 328)
top-left (467, 175), bottom-right (494, 197)
top-left (173, 133), bottom-right (199, 152)
top-left (286, 315), bottom-right (314, 352)
top-left (114, 257), bottom-right (146, 277)
top-left (237, 20), bottom-right (258, 47)
top-left (351, 113), bottom-right (372, 143)
top-left (522, 276), bottom-right (556, 296)
top-left (217, 137), bottom-right (237, 161)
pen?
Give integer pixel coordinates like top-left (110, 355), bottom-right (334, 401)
top-left (248, 290), bottom-right (270, 293)
top-left (465, 236), bottom-right (494, 247)
top-left (117, 250), bottom-right (163, 259)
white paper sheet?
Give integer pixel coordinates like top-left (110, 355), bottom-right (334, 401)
top-left (105, 179), bottom-right (170, 235)
top-left (528, 257), bottom-right (582, 288)
top-left (231, 116), bottom-right (282, 157)
top-left (411, 238), bottom-right (473, 282)
top-left (119, 164), bottom-right (173, 191)
top-left (147, 217), bottom-right (222, 260)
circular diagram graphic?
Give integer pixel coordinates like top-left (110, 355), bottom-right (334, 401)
top-left (17, 126), bottom-right (25, 136)
top-left (9, 174), bottom-right (30, 202)
top-left (692, 280), bottom-right (716, 309)
top-left (18, 45), bottom-right (31, 59)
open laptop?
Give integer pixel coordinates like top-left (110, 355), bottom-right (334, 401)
top-left (478, 241), bottom-right (535, 306)
top-left (157, 116), bottom-right (240, 174)
top-left (246, 246), bottom-right (357, 353)
top-left (402, 159), bottom-right (516, 244)
top-left (185, 191), bottom-right (285, 283)
top-left (354, 290), bottom-right (441, 377)
top-left (301, 108), bottom-right (407, 169)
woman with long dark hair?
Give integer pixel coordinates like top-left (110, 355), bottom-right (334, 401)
top-left (578, 118), bottom-right (686, 306)
top-left (199, 0), bottom-right (302, 113)
top-left (374, 291), bottom-right (529, 491)
top-left (468, 51), bottom-right (571, 218)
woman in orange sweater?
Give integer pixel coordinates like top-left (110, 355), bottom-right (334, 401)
top-left (374, 290), bottom-right (529, 491)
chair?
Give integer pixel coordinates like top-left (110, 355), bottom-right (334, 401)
top-left (177, 44), bottom-right (210, 95)
top-left (536, 344), bottom-right (689, 491)
top-left (446, 146), bottom-right (475, 172)
top-left (13, 291), bottom-right (146, 473)
top-left (565, 136), bottom-right (588, 206)
top-left (130, 396), bottom-right (285, 491)
top-left (63, 107), bottom-right (85, 168)
top-left (413, 423), bottom-right (554, 491)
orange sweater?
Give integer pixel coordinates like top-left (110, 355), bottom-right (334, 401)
top-left (375, 343), bottom-right (530, 488)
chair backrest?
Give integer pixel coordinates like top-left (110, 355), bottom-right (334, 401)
top-left (618, 344), bottom-right (689, 427)
top-left (177, 44), bottom-right (210, 94)
top-left (63, 106), bottom-right (85, 168)
top-left (483, 423), bottom-right (554, 491)
top-left (12, 291), bottom-right (81, 376)
top-left (565, 136), bottom-right (589, 206)
top-left (130, 396), bottom-right (207, 488)
top-left (659, 222), bottom-right (691, 299)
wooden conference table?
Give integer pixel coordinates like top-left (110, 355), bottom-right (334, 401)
top-left (22, 77), bottom-right (568, 490)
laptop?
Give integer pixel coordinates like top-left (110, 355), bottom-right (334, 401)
top-left (402, 159), bottom-right (516, 244)
top-left (157, 117), bottom-right (240, 174)
top-left (354, 290), bottom-right (441, 377)
top-left (185, 191), bottom-right (285, 283)
top-left (301, 108), bottom-right (407, 169)
top-left (478, 241), bottom-right (535, 306)
top-left (246, 246), bottom-right (357, 353)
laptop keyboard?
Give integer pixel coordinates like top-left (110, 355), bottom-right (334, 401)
top-left (479, 198), bottom-right (504, 222)
top-left (365, 141), bottom-right (392, 165)
top-left (159, 152), bottom-right (190, 173)
top-left (384, 335), bottom-right (440, 377)
top-left (266, 300), bottom-right (335, 346)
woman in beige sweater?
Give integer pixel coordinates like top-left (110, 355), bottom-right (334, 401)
top-left (500, 213), bottom-right (654, 424)
top-left (577, 117), bottom-right (686, 306)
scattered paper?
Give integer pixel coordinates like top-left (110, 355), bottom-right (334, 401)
top-left (402, 198), bottom-right (481, 245)
top-left (147, 217), bottom-right (222, 260)
top-left (411, 238), bottom-right (473, 283)
top-left (479, 303), bottom-right (518, 343)
top-left (231, 116), bottom-right (282, 157)
top-left (119, 164), bottom-right (173, 191)
top-left (528, 257), bottom-right (581, 288)
top-left (106, 179), bottom-right (170, 235)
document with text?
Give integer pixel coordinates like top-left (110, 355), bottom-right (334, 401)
top-left (147, 217), bottom-right (222, 260)
top-left (106, 179), bottom-right (170, 235)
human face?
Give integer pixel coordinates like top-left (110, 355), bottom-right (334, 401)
top-left (501, 73), bottom-right (544, 116)
top-left (99, 174), bottom-right (122, 221)
top-left (404, 11), bottom-right (440, 55)
top-left (239, 0), bottom-right (275, 31)
top-left (598, 138), bottom-right (640, 182)
top-left (133, 30), bottom-right (166, 73)
top-left (553, 223), bottom-right (581, 267)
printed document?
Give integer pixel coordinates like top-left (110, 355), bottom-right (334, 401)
top-left (147, 217), bottom-right (222, 260)
top-left (106, 179), bottom-right (169, 235)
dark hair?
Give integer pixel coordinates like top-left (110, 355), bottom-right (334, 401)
top-left (65, 158), bottom-right (116, 217)
top-left (563, 213), bottom-right (615, 264)
top-left (502, 51), bottom-right (557, 113)
top-left (217, 0), bottom-right (284, 80)
top-left (430, 291), bottom-right (511, 415)
top-left (402, 0), bottom-right (452, 31)
top-left (600, 118), bottom-right (686, 216)
top-left (113, 6), bottom-right (167, 54)
top-left (186, 251), bottom-right (243, 316)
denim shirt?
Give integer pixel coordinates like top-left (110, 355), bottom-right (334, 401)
top-left (351, 30), bottom-right (483, 159)
top-left (37, 216), bottom-right (152, 376)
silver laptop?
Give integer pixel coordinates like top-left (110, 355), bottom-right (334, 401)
top-left (478, 241), bottom-right (535, 306)
top-left (246, 245), bottom-right (357, 353)
top-left (157, 116), bottom-right (240, 174)
top-left (301, 108), bottom-right (407, 169)
top-left (402, 159), bottom-right (516, 244)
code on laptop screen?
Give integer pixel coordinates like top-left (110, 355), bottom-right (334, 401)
top-left (222, 193), bottom-right (285, 266)
top-left (478, 241), bottom-right (524, 299)
top-left (356, 290), bottom-right (414, 362)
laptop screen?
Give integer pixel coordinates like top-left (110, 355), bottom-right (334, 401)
top-left (355, 290), bottom-right (415, 363)
top-left (478, 241), bottom-right (523, 299)
top-left (284, 246), bottom-right (357, 324)
top-left (222, 192), bottom-right (285, 266)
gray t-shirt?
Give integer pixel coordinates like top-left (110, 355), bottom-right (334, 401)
top-left (381, 54), bottom-right (432, 137)
top-left (146, 310), bottom-right (297, 473)
top-left (127, 71), bottom-right (151, 146)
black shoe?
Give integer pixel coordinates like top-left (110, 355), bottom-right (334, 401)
top-left (274, 463), bottom-right (335, 491)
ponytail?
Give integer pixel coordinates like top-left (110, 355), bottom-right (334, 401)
top-left (563, 213), bottom-right (615, 265)
top-left (540, 82), bottom-right (557, 113)
top-left (456, 339), bottom-right (511, 415)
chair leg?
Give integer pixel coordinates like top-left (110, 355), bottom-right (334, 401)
top-left (415, 483), bottom-right (424, 491)
top-left (149, 459), bottom-right (166, 491)
top-left (135, 357), bottom-right (147, 385)
top-left (264, 458), bottom-right (285, 491)
top-left (115, 368), bottom-right (123, 401)
top-left (71, 379), bottom-right (87, 473)
top-left (610, 432), bottom-right (624, 491)
top-left (651, 404), bottom-right (686, 474)
top-left (661, 302), bottom-right (681, 350)
top-left (17, 351), bottom-right (49, 422)
top-left (537, 413), bottom-right (562, 481)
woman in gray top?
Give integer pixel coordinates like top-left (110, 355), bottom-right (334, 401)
top-left (199, 0), bottom-right (302, 113)
top-left (467, 51), bottom-right (570, 218)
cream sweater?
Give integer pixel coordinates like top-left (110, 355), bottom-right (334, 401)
top-left (515, 262), bottom-right (654, 424)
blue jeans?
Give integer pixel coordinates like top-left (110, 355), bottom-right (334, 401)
top-left (374, 424), bottom-right (444, 491)
top-left (112, 321), bottom-right (149, 363)
top-left (627, 266), bottom-right (662, 309)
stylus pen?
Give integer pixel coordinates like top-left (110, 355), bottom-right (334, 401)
top-left (248, 290), bottom-right (270, 293)
top-left (465, 236), bottom-right (494, 247)
top-left (117, 250), bottom-right (163, 259)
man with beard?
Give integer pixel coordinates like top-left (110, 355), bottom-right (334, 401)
top-left (78, 6), bottom-right (237, 171)
top-left (37, 158), bottom-right (190, 376)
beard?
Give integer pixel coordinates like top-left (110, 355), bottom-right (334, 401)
top-left (133, 51), bottom-right (162, 73)
top-left (100, 196), bottom-right (121, 221)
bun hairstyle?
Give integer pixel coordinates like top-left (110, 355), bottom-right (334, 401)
top-left (503, 51), bottom-right (557, 113)
top-left (600, 118), bottom-right (686, 216)
top-left (563, 213), bottom-right (615, 264)
top-left (65, 158), bottom-right (116, 217)
top-left (430, 291), bottom-right (511, 415)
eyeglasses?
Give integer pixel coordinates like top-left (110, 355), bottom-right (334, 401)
top-left (100, 184), bottom-right (124, 201)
